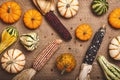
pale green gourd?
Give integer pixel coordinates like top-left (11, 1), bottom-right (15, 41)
top-left (20, 32), bottom-right (39, 51)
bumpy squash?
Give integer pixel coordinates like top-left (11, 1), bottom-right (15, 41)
top-left (75, 24), bottom-right (93, 41)
top-left (57, 0), bottom-right (79, 18)
top-left (20, 32), bottom-right (39, 51)
top-left (56, 53), bottom-right (76, 74)
top-left (1, 49), bottom-right (25, 73)
top-left (0, 1), bottom-right (22, 24)
top-left (23, 9), bottom-right (42, 29)
top-left (109, 8), bottom-right (120, 29)
top-left (91, 0), bottom-right (109, 16)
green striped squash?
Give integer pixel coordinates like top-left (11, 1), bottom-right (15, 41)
top-left (2, 26), bottom-right (18, 41)
top-left (20, 32), bottom-right (39, 51)
top-left (91, 0), bottom-right (109, 16)
top-left (6, 26), bottom-right (19, 37)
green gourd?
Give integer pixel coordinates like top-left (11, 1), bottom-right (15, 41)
top-left (91, 0), bottom-right (109, 16)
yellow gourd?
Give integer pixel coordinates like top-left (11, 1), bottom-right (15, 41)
top-left (56, 53), bottom-right (76, 74)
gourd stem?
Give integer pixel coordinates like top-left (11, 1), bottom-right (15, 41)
top-left (61, 67), bottom-right (67, 75)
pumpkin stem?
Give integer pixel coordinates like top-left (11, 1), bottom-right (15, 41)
top-left (7, 6), bottom-right (11, 13)
top-left (66, 4), bottom-right (70, 8)
top-left (83, 32), bottom-right (87, 35)
top-left (119, 17), bottom-right (120, 20)
top-left (31, 18), bottom-right (35, 21)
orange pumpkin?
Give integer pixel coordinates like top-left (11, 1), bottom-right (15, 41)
top-left (23, 9), bottom-right (42, 29)
top-left (0, 1), bottom-right (22, 24)
top-left (75, 24), bottom-right (93, 41)
top-left (109, 8), bottom-right (120, 29)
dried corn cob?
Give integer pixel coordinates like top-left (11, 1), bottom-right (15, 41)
top-left (45, 11), bottom-right (72, 41)
top-left (33, 0), bottom-right (72, 41)
top-left (33, 39), bottom-right (62, 71)
top-left (12, 39), bottom-right (62, 80)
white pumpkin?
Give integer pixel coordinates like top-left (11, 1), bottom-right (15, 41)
top-left (109, 36), bottom-right (120, 60)
top-left (1, 49), bottom-right (26, 73)
top-left (57, 0), bottom-right (79, 18)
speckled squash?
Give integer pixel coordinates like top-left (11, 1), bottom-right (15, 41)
top-left (56, 53), bottom-right (76, 74)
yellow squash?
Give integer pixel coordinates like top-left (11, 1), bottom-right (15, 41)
top-left (0, 26), bottom-right (18, 54)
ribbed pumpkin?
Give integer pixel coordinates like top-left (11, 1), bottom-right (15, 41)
top-left (23, 9), bottom-right (42, 29)
top-left (56, 53), bottom-right (76, 74)
top-left (0, 1), bottom-right (22, 24)
top-left (20, 32), bottom-right (39, 51)
top-left (109, 8), bottom-right (120, 29)
top-left (57, 0), bottom-right (79, 18)
top-left (109, 36), bottom-right (120, 60)
top-left (75, 24), bottom-right (93, 41)
top-left (1, 49), bottom-right (26, 73)
top-left (91, 0), bottom-right (109, 16)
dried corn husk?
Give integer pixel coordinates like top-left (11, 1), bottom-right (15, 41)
top-left (76, 63), bottom-right (92, 80)
top-left (12, 68), bottom-right (36, 80)
top-left (33, 0), bottom-right (55, 15)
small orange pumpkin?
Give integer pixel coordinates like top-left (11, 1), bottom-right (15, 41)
top-left (109, 8), bottom-right (120, 29)
top-left (23, 9), bottom-right (42, 29)
top-left (75, 24), bottom-right (93, 41)
top-left (0, 1), bottom-right (22, 24)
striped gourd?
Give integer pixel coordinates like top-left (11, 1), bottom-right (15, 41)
top-left (2, 26), bottom-right (18, 42)
top-left (91, 0), bottom-right (109, 16)
top-left (0, 26), bottom-right (18, 54)
top-left (97, 56), bottom-right (120, 80)
top-left (57, 0), bottom-right (79, 18)
top-left (20, 32), bottom-right (39, 51)
top-left (1, 49), bottom-right (26, 73)
top-left (109, 36), bottom-right (120, 60)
